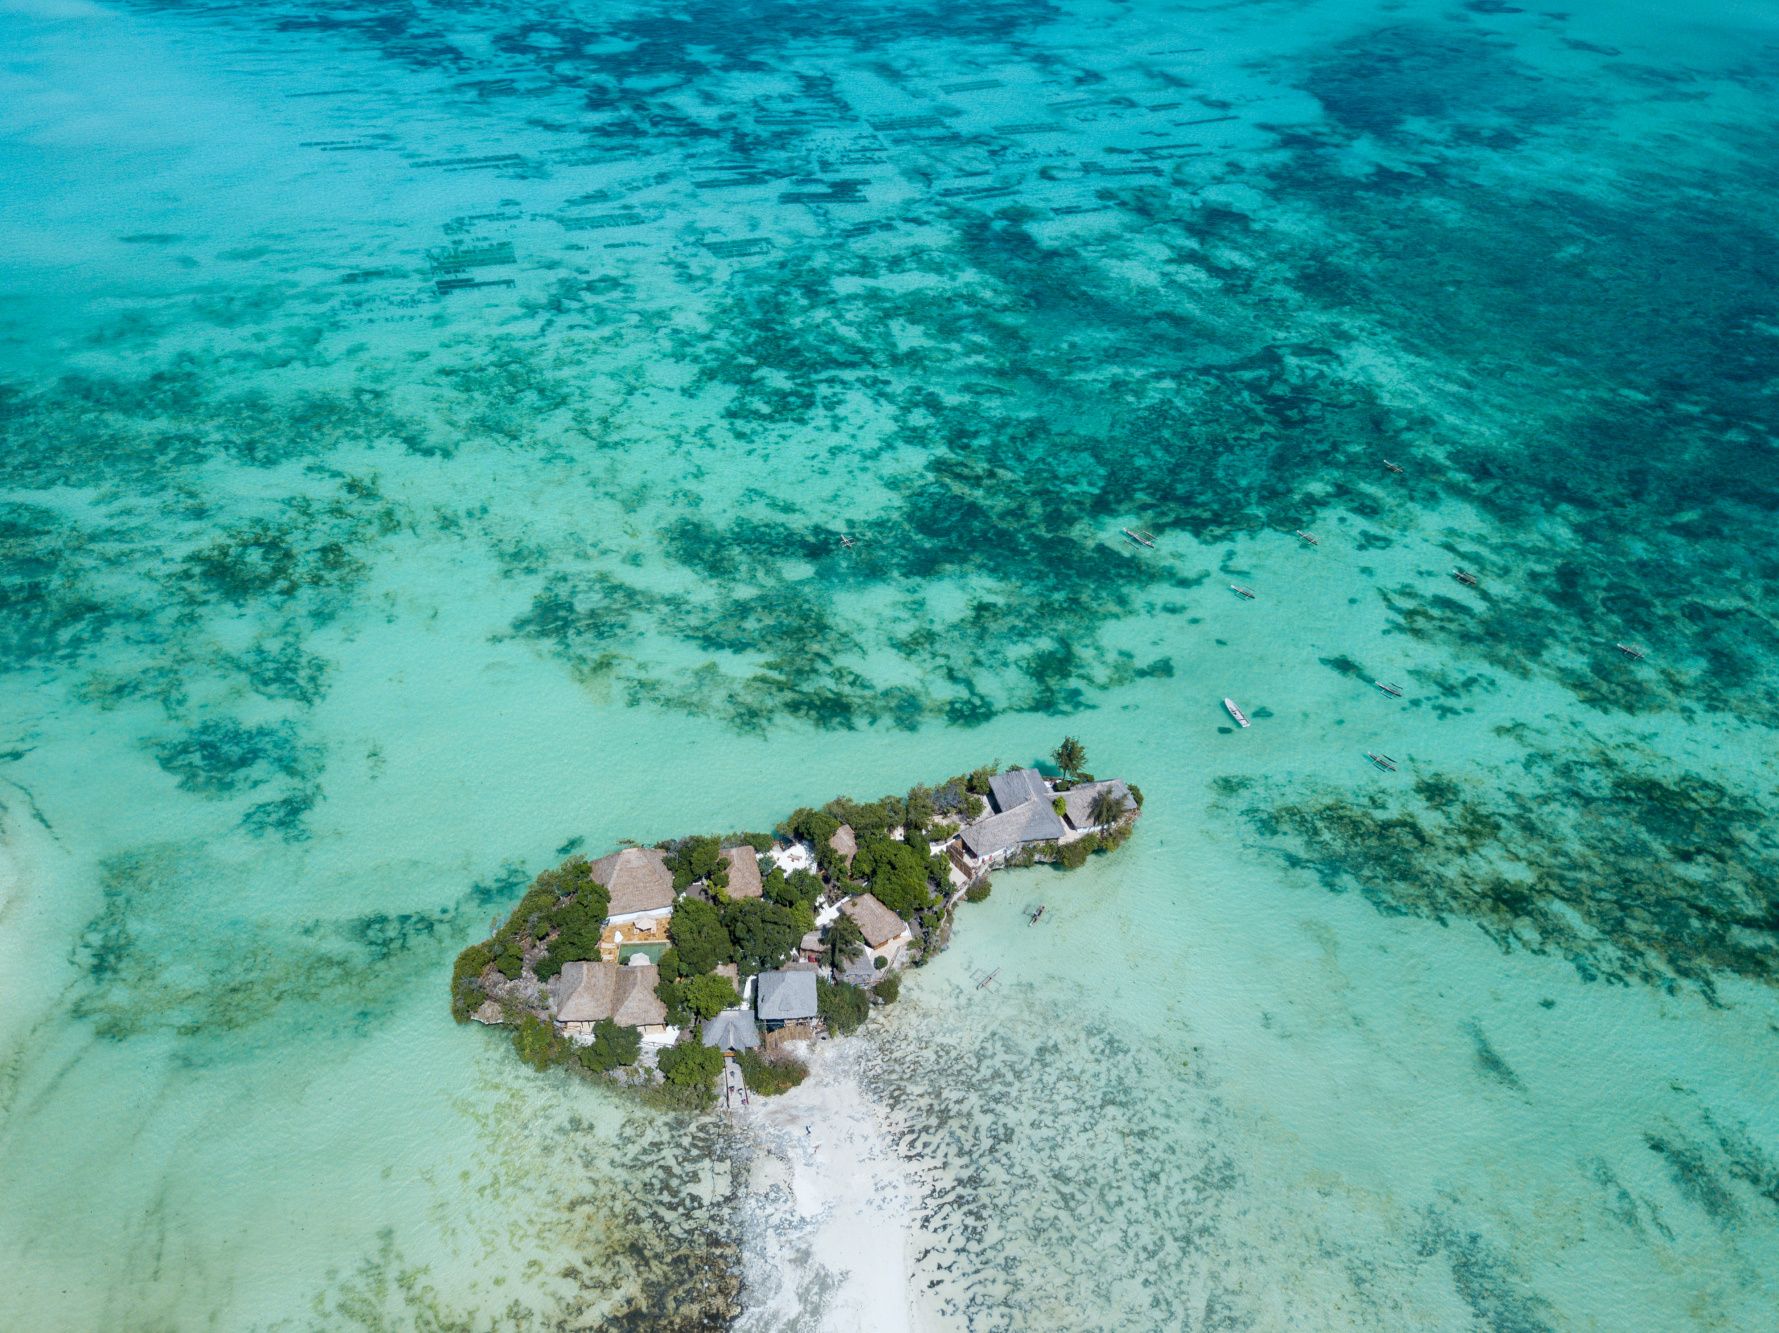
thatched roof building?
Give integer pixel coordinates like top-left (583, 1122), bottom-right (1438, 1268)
top-left (722, 845), bottom-right (763, 899)
top-left (548, 959), bottom-right (667, 1029)
top-left (829, 823), bottom-right (858, 868)
top-left (590, 847), bottom-right (675, 919)
top-left (841, 893), bottom-right (909, 949)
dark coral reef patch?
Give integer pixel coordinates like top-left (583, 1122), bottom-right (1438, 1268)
top-left (1242, 749), bottom-right (1779, 995)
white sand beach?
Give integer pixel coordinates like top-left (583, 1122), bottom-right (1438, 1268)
top-left (734, 1040), bottom-right (919, 1333)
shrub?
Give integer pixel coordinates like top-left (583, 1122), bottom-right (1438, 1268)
top-left (669, 898), bottom-right (732, 975)
top-left (1058, 837), bottom-right (1092, 870)
top-left (680, 972), bottom-right (740, 1020)
top-left (450, 941), bottom-right (494, 1022)
top-left (964, 878), bottom-right (992, 904)
top-left (1053, 796), bottom-right (1067, 816)
top-left (817, 978), bottom-right (870, 1036)
top-left (851, 836), bottom-right (935, 918)
top-left (964, 765), bottom-right (998, 795)
top-left (736, 1048), bottom-right (808, 1096)
top-left (875, 973), bottom-right (901, 1004)
top-left (723, 898), bottom-right (804, 974)
top-left (512, 1014), bottom-right (567, 1071)
top-left (577, 1018), bottom-right (641, 1073)
top-left (658, 1041), bottom-right (722, 1100)
top-left (1126, 782), bottom-right (1144, 808)
top-left (873, 955), bottom-right (888, 971)
top-left (495, 949), bottom-right (524, 980)
top-left (667, 835), bottom-right (726, 890)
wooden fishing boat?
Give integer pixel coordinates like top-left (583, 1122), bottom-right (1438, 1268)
top-left (1374, 681), bottom-right (1404, 698)
top-left (1230, 584), bottom-right (1257, 600)
top-left (1451, 568), bottom-right (1480, 587)
top-left (1383, 459), bottom-right (1405, 475)
top-left (1223, 697), bottom-right (1251, 728)
top-left (1614, 642), bottom-right (1646, 660)
top-left (1121, 527), bottom-right (1156, 549)
top-left (1366, 752), bottom-right (1397, 772)
top-left (1295, 529), bottom-right (1319, 546)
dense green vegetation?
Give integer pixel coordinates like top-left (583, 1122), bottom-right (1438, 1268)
top-left (577, 1018), bottom-right (641, 1073)
top-left (678, 972), bottom-right (740, 1021)
top-left (875, 973), bottom-right (901, 1004)
top-left (657, 1042), bottom-right (722, 1107)
top-left (736, 1049), bottom-right (808, 1097)
top-left (722, 898), bottom-right (806, 974)
top-left (666, 835), bottom-right (726, 891)
top-left (667, 898), bottom-right (731, 975)
top-left (450, 855), bottom-right (608, 1019)
top-left (849, 835), bottom-right (941, 918)
top-left (816, 978), bottom-right (870, 1036)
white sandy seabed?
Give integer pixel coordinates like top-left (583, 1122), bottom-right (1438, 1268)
top-left (733, 1040), bottom-right (922, 1333)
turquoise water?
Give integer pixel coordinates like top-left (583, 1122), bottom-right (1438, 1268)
top-left (2, 0), bottom-right (1777, 1326)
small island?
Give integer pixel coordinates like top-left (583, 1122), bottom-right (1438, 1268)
top-left (451, 739), bottom-right (1141, 1108)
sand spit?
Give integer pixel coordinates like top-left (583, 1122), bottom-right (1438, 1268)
top-left (734, 1040), bottom-right (920, 1333)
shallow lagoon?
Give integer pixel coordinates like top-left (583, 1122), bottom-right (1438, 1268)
top-left (2, 0), bottom-right (1777, 1325)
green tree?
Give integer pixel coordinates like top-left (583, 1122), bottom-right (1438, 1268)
top-left (825, 913), bottom-right (867, 971)
top-left (680, 972), bottom-right (740, 1020)
top-left (667, 835), bottom-right (726, 890)
top-left (736, 1048), bottom-right (808, 1096)
top-left (669, 898), bottom-right (732, 975)
top-left (658, 1041), bottom-right (722, 1094)
top-left (875, 973), bottom-right (901, 1004)
top-left (723, 899), bottom-right (804, 975)
top-left (851, 836), bottom-right (935, 918)
top-left (512, 1015), bottom-right (567, 1070)
top-left (1089, 786), bottom-right (1128, 827)
top-left (577, 1018), bottom-right (641, 1073)
top-left (1053, 736), bottom-right (1087, 780)
top-left (817, 978), bottom-right (870, 1036)
top-left (450, 941), bottom-right (494, 1022)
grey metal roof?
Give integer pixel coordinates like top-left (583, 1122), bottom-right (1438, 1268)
top-left (754, 969), bottom-right (819, 1022)
top-left (987, 767), bottom-right (1048, 813)
top-left (959, 797), bottom-right (1065, 859)
top-left (1061, 779), bottom-right (1135, 830)
top-left (702, 1008), bottom-right (761, 1051)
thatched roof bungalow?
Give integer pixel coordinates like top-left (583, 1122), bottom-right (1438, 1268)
top-left (722, 845), bottom-right (763, 900)
top-left (829, 823), bottom-right (858, 869)
top-left (548, 959), bottom-right (668, 1034)
top-left (841, 893), bottom-right (912, 961)
top-left (590, 847), bottom-right (675, 923)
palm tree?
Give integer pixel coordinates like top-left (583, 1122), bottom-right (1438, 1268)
top-left (1088, 786), bottom-right (1127, 828)
top-left (1052, 736), bottom-right (1087, 781)
top-left (826, 914), bottom-right (867, 971)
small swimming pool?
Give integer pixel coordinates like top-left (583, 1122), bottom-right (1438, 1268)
top-left (617, 942), bottom-right (668, 965)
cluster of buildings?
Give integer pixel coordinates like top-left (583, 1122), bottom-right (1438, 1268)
top-left (512, 767), bottom-right (1135, 1055)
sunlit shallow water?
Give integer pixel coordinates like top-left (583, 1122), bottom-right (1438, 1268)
top-left (2, 0), bottom-right (1777, 1326)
